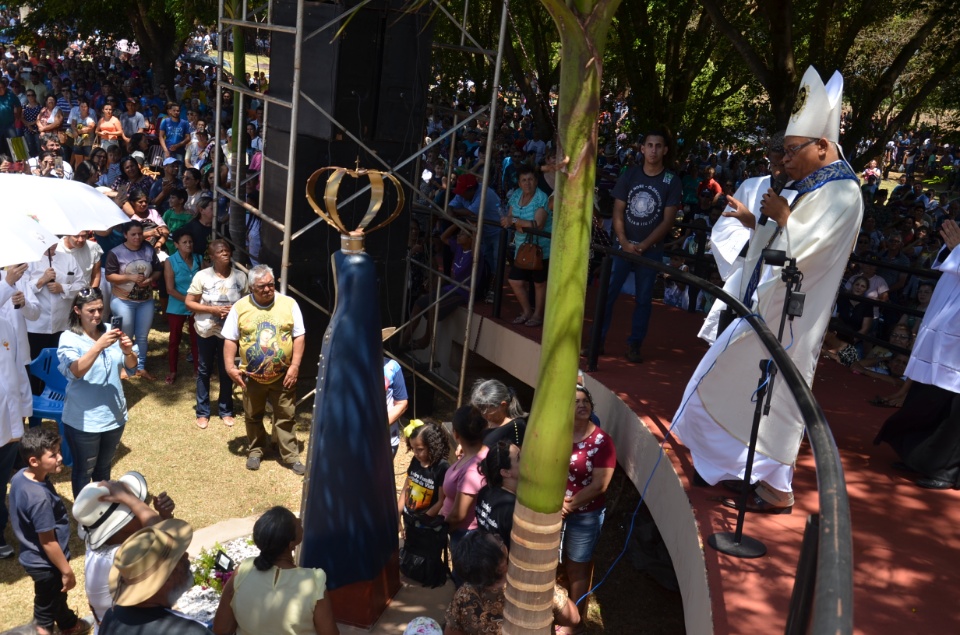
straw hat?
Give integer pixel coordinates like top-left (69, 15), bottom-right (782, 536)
top-left (72, 471), bottom-right (147, 549)
top-left (109, 519), bottom-right (193, 606)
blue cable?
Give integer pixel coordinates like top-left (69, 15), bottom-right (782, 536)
top-left (750, 319), bottom-right (795, 403)
top-left (575, 313), bottom-right (762, 606)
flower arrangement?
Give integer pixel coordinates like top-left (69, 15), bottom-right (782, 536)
top-left (191, 543), bottom-right (234, 593)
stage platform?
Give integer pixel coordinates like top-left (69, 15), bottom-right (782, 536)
top-left (421, 288), bottom-right (960, 634)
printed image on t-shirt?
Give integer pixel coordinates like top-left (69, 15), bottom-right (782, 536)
top-left (243, 320), bottom-right (290, 381)
top-left (188, 268), bottom-right (246, 338)
top-left (612, 166), bottom-right (682, 244)
top-left (405, 460), bottom-right (448, 513)
top-left (625, 184), bottom-right (664, 235)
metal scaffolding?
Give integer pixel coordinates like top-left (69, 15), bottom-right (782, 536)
top-left (213, 0), bottom-right (509, 407)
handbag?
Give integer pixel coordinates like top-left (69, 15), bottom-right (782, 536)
top-left (515, 237), bottom-right (544, 271)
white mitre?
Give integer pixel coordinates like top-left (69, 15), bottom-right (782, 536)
top-left (785, 66), bottom-right (843, 143)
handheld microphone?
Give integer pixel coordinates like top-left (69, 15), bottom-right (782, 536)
top-left (758, 171), bottom-right (790, 226)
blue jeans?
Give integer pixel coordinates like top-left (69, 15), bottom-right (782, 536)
top-left (479, 229), bottom-right (500, 285)
top-left (600, 245), bottom-right (662, 346)
top-left (560, 507), bottom-right (606, 563)
top-left (24, 130), bottom-right (41, 157)
top-left (109, 297), bottom-right (154, 371)
top-left (62, 423), bottom-right (125, 499)
top-left (0, 440), bottom-right (19, 546)
top-left (196, 335), bottom-right (234, 418)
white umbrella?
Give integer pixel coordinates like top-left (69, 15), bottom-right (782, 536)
top-left (1, 174), bottom-right (130, 235)
top-left (1, 214), bottom-right (61, 268)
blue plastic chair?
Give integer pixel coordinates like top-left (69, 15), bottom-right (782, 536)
top-left (27, 348), bottom-right (73, 467)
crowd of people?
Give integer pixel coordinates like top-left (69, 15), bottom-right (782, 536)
top-left (412, 91), bottom-right (957, 398)
top-left (2, 260), bottom-right (308, 634)
top-left (2, 21), bottom-right (960, 635)
top-left (0, 35), bottom-right (318, 634)
top-left (394, 379), bottom-right (614, 635)
top-left (4, 371), bottom-right (612, 634)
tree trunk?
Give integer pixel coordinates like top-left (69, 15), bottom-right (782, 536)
top-left (700, 0), bottom-right (798, 130)
top-left (125, 1), bottom-right (181, 95)
top-left (128, 20), bottom-right (180, 95)
top-left (502, 1), bottom-right (622, 633)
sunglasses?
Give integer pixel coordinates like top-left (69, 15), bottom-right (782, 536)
top-left (77, 287), bottom-right (102, 300)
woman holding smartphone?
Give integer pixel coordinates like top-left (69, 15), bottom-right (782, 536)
top-left (57, 288), bottom-right (137, 497)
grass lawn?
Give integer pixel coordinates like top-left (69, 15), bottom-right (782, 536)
top-left (221, 51), bottom-right (270, 80)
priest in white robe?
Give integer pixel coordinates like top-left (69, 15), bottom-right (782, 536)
top-left (874, 220), bottom-right (960, 489)
top-left (0, 263), bottom-right (40, 558)
top-left (673, 67), bottom-right (864, 512)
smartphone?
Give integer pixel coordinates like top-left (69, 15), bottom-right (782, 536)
top-left (54, 156), bottom-right (63, 170)
top-left (110, 316), bottom-right (123, 331)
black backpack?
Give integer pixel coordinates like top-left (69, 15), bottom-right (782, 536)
top-left (399, 511), bottom-right (449, 588)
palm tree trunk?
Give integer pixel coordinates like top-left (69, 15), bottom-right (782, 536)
top-left (503, 1), bottom-right (622, 633)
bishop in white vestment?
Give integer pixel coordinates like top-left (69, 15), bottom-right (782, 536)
top-left (673, 68), bottom-right (864, 511)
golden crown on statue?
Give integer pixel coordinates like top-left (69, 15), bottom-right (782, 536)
top-left (305, 166), bottom-right (405, 253)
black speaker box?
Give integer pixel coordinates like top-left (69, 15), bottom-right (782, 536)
top-left (258, 0), bottom-right (431, 373)
top-left (268, 0), bottom-right (431, 143)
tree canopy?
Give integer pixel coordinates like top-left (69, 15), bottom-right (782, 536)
top-left (426, 0), bottom-right (960, 167)
top-left (16, 0), bottom-right (960, 167)
top-left (17, 0), bottom-right (217, 87)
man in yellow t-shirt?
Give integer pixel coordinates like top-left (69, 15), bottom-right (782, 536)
top-left (223, 265), bottom-right (306, 475)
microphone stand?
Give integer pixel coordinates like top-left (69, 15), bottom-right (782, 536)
top-left (708, 250), bottom-right (804, 559)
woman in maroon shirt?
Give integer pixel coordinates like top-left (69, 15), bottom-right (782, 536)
top-left (559, 385), bottom-right (616, 633)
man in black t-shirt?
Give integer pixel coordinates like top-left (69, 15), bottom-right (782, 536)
top-left (594, 129), bottom-right (682, 363)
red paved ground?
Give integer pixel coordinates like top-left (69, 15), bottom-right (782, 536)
top-left (480, 290), bottom-right (960, 634)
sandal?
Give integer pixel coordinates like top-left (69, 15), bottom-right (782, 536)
top-left (524, 317), bottom-right (543, 327)
top-left (196, 417), bottom-right (209, 429)
top-left (512, 314), bottom-right (532, 324)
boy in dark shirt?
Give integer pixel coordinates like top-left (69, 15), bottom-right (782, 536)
top-left (10, 427), bottom-right (90, 635)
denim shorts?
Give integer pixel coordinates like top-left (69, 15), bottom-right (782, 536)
top-left (560, 507), bottom-right (606, 563)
